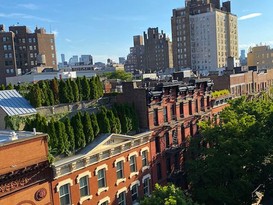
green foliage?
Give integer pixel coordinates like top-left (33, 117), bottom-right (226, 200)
top-left (6, 83), bottom-right (13, 90)
top-left (29, 84), bottom-right (42, 108)
top-left (81, 76), bottom-right (90, 101)
top-left (55, 121), bottom-right (69, 154)
top-left (0, 84), bottom-right (5, 90)
top-left (140, 184), bottom-right (199, 205)
top-left (187, 96), bottom-right (273, 205)
top-left (103, 70), bottom-right (132, 81)
top-left (82, 112), bottom-right (94, 144)
top-left (51, 78), bottom-right (59, 104)
top-left (211, 89), bottom-right (230, 98)
top-left (90, 113), bottom-right (100, 137)
top-left (96, 107), bottom-right (111, 133)
top-left (64, 117), bottom-right (75, 153)
top-left (71, 80), bottom-right (79, 102)
top-left (71, 113), bottom-right (86, 149)
top-left (66, 78), bottom-right (74, 103)
top-left (59, 79), bottom-right (69, 103)
top-left (89, 77), bottom-right (98, 100)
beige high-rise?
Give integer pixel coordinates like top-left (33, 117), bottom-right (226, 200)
top-left (172, 0), bottom-right (238, 73)
top-left (247, 45), bottom-right (273, 69)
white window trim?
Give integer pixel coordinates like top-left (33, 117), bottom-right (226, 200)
top-left (116, 177), bottom-right (126, 186)
top-left (76, 171), bottom-right (91, 183)
top-left (129, 171), bottom-right (139, 179)
top-left (130, 180), bottom-right (140, 190)
top-left (128, 151), bottom-right (139, 161)
top-left (56, 178), bottom-right (73, 192)
top-left (97, 187), bottom-right (109, 195)
top-left (79, 195), bottom-right (93, 204)
top-left (142, 166), bottom-right (150, 172)
top-left (98, 196), bottom-right (110, 205)
top-left (116, 187), bottom-right (128, 197)
top-left (95, 164), bottom-right (108, 175)
top-left (142, 174), bottom-right (151, 183)
top-left (140, 147), bottom-right (149, 155)
top-left (114, 157), bottom-right (126, 167)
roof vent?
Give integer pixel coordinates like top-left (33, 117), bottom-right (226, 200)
top-left (9, 131), bottom-right (18, 141)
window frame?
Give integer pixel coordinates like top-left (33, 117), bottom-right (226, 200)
top-left (59, 183), bottom-right (71, 205)
top-left (79, 175), bottom-right (89, 198)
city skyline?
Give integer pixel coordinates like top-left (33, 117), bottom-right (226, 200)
top-left (1, 0), bottom-right (272, 63)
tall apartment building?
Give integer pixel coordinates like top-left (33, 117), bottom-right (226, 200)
top-left (247, 45), bottom-right (273, 69)
top-left (0, 25), bottom-right (57, 84)
top-left (144, 28), bottom-right (173, 72)
top-left (172, 0), bottom-right (238, 73)
top-left (125, 35), bottom-right (145, 72)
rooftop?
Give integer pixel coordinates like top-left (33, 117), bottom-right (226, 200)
top-left (0, 90), bottom-right (37, 116)
top-left (0, 130), bottom-right (41, 146)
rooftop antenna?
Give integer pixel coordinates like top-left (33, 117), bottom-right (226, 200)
top-left (50, 24), bottom-right (52, 34)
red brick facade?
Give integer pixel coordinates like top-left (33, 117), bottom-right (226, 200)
top-left (0, 133), bottom-right (51, 205)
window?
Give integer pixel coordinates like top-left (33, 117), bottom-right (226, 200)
top-left (29, 46), bottom-right (33, 50)
top-left (98, 169), bottom-right (106, 188)
top-left (131, 184), bottom-right (138, 202)
top-left (51, 38), bottom-right (54, 43)
top-left (116, 161), bottom-right (124, 179)
top-left (189, 100), bottom-right (192, 115)
top-left (142, 150), bottom-right (148, 167)
top-left (51, 45), bottom-right (54, 50)
top-left (28, 38), bottom-right (32, 43)
top-left (156, 163), bottom-right (162, 180)
top-left (165, 132), bottom-right (170, 148)
top-left (166, 157), bottom-right (171, 174)
top-left (130, 155), bottom-right (137, 173)
top-left (143, 177), bottom-right (150, 196)
top-left (118, 191), bottom-right (126, 205)
top-left (101, 202), bottom-right (108, 205)
top-left (195, 99), bottom-right (198, 113)
top-left (171, 104), bottom-right (176, 120)
top-left (155, 136), bottom-right (161, 153)
top-left (153, 108), bottom-right (159, 126)
top-left (163, 106), bottom-right (168, 122)
top-left (181, 125), bottom-right (185, 142)
top-left (59, 184), bottom-right (71, 205)
top-left (3, 45), bottom-right (7, 50)
top-left (79, 176), bottom-right (89, 197)
top-left (180, 102), bottom-right (184, 117)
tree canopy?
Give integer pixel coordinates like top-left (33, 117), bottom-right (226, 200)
top-left (140, 183), bottom-right (199, 205)
top-left (187, 96), bottom-right (273, 205)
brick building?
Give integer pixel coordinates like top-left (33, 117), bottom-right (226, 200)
top-left (0, 24), bottom-right (57, 84)
top-left (0, 130), bottom-right (51, 205)
top-left (116, 79), bottom-right (217, 187)
top-left (51, 132), bottom-right (152, 205)
top-left (210, 68), bottom-right (273, 96)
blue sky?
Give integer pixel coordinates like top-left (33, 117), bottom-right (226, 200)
top-left (0, 0), bottom-right (272, 63)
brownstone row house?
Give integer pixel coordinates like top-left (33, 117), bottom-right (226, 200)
top-left (0, 79), bottom-right (231, 205)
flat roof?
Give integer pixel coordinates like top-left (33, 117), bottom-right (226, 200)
top-left (0, 130), bottom-right (43, 146)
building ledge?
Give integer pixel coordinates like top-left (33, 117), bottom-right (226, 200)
top-left (116, 178), bottom-right (126, 186)
top-left (129, 172), bottom-right (139, 179)
top-left (142, 166), bottom-right (150, 172)
top-left (79, 195), bottom-right (93, 204)
top-left (97, 187), bottom-right (109, 195)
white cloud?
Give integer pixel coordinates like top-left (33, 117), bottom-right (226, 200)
top-left (18, 3), bottom-right (38, 10)
top-left (0, 12), bottom-right (54, 22)
top-left (65, 38), bottom-right (72, 42)
top-left (238, 13), bottom-right (262, 20)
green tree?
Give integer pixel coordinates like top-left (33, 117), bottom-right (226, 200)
top-left (71, 80), bottom-right (79, 102)
top-left (96, 107), bottom-right (111, 133)
top-left (29, 84), bottom-right (42, 108)
top-left (50, 78), bottom-right (59, 104)
top-left (6, 83), bottom-right (13, 90)
top-left (66, 78), bottom-right (74, 103)
top-left (187, 96), bottom-right (273, 205)
top-left (64, 117), bottom-right (75, 153)
top-left (82, 112), bottom-right (94, 144)
top-left (140, 184), bottom-right (199, 205)
top-left (76, 77), bottom-right (83, 101)
top-left (47, 118), bottom-right (58, 154)
top-left (59, 79), bottom-right (69, 103)
top-left (81, 76), bottom-right (90, 100)
top-left (95, 76), bottom-right (104, 97)
top-left (0, 84), bottom-right (5, 90)
top-left (89, 77), bottom-right (98, 99)
top-left (103, 70), bottom-right (132, 81)
top-left (55, 121), bottom-right (69, 154)
top-left (90, 113), bottom-right (100, 137)
top-left (72, 113), bottom-right (86, 149)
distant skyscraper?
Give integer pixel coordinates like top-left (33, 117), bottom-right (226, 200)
top-left (144, 27), bottom-right (173, 72)
top-left (240, 50), bottom-right (247, 66)
top-left (79, 55), bottom-right (93, 65)
top-left (119, 57), bottom-right (126, 64)
top-left (171, 0), bottom-right (238, 73)
top-left (61, 54), bottom-right (65, 64)
top-left (69, 55), bottom-right (78, 65)
top-left (0, 24), bottom-right (57, 84)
